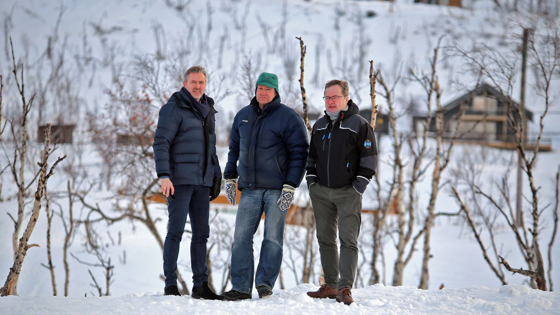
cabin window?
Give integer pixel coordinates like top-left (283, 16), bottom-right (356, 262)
top-left (472, 96), bottom-right (498, 113)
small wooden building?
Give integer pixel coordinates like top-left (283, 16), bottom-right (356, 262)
top-left (414, 0), bottom-right (462, 7)
top-left (116, 133), bottom-right (154, 146)
top-left (412, 83), bottom-right (552, 151)
top-left (359, 110), bottom-right (390, 136)
top-left (37, 124), bottom-right (76, 144)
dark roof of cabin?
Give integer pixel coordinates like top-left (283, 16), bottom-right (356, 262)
top-left (442, 83), bottom-right (533, 121)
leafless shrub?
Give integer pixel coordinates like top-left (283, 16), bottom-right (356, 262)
top-left (237, 51), bottom-right (264, 102)
top-left (208, 213), bottom-right (235, 293)
top-left (71, 224), bottom-right (115, 297)
top-left (1, 124), bottom-right (66, 296)
top-left (42, 189), bottom-right (57, 296)
top-left (448, 21), bottom-right (559, 290)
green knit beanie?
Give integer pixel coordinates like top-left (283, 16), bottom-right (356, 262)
top-left (255, 72), bottom-right (279, 93)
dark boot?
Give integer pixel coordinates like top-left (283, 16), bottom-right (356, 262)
top-left (335, 287), bottom-right (354, 305)
top-left (307, 284), bottom-right (337, 299)
top-left (192, 282), bottom-right (223, 300)
top-left (221, 289), bottom-right (252, 301)
top-left (256, 285), bottom-right (273, 298)
top-left (164, 285), bottom-right (181, 296)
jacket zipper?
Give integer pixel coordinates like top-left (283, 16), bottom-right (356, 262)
top-left (249, 112), bottom-right (263, 187)
top-left (202, 119), bottom-right (208, 179)
top-left (327, 130), bottom-right (332, 187)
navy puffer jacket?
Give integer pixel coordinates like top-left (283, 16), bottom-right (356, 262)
top-left (153, 87), bottom-right (221, 186)
top-left (224, 95), bottom-right (309, 190)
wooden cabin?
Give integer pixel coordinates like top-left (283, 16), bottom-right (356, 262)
top-left (37, 124), bottom-right (76, 144)
top-left (359, 110), bottom-right (390, 136)
top-left (117, 133), bottom-right (154, 146)
top-left (414, 0), bottom-right (462, 7)
top-left (412, 83), bottom-right (552, 152)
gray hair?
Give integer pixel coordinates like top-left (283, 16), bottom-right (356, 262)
top-left (183, 66), bottom-right (207, 83)
top-left (324, 79), bottom-right (349, 97)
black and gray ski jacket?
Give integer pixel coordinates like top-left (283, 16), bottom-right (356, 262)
top-left (306, 100), bottom-right (377, 193)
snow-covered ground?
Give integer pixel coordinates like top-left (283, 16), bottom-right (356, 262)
top-left (2, 284), bottom-right (559, 315)
top-left (1, 0), bottom-right (560, 314)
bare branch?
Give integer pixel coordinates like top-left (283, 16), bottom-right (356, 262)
top-left (369, 60), bottom-right (380, 129)
top-left (296, 36), bottom-right (312, 134)
top-left (452, 187), bottom-right (507, 284)
top-left (499, 256), bottom-right (545, 290)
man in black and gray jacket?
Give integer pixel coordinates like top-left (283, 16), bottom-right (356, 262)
top-left (306, 79), bottom-right (377, 305)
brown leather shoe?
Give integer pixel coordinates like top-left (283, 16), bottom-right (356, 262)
top-left (335, 287), bottom-right (354, 305)
top-left (307, 284), bottom-right (337, 299)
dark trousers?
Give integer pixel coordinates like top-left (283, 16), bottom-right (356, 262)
top-left (309, 183), bottom-right (362, 290)
top-left (163, 185), bottom-right (210, 288)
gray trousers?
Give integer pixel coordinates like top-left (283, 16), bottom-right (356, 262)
top-left (309, 183), bottom-right (362, 290)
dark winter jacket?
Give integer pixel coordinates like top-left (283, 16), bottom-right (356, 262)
top-left (306, 100), bottom-right (377, 193)
top-left (153, 87), bottom-right (221, 186)
top-left (224, 95), bottom-right (309, 191)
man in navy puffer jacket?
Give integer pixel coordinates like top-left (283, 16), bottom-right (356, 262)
top-left (221, 72), bottom-right (309, 300)
top-left (153, 66), bottom-right (222, 300)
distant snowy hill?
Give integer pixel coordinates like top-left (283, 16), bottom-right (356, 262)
top-left (1, 0), bottom-right (559, 314)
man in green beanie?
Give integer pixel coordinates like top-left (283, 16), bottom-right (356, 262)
top-left (221, 72), bottom-right (309, 300)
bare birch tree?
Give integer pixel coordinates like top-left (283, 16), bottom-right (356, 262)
top-left (1, 124), bottom-right (66, 296)
top-left (415, 40), bottom-right (460, 289)
top-left (42, 189), bottom-right (57, 295)
top-left (3, 38), bottom-right (38, 295)
top-left (294, 36), bottom-right (317, 283)
top-left (448, 21), bottom-right (559, 290)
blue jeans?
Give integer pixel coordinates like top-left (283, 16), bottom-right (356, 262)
top-left (163, 185), bottom-right (210, 288)
top-left (230, 189), bottom-right (286, 293)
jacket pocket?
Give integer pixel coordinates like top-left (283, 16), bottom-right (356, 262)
top-left (174, 153), bottom-right (199, 163)
top-left (211, 154), bottom-right (218, 166)
top-left (275, 156), bottom-right (286, 180)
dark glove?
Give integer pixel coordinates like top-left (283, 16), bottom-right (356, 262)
top-left (277, 184), bottom-right (295, 212)
top-left (306, 174), bottom-right (317, 190)
top-left (210, 177), bottom-right (222, 201)
top-left (225, 179), bottom-right (237, 206)
top-left (352, 176), bottom-right (370, 195)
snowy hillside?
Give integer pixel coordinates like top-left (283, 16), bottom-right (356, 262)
top-left (1, 0), bottom-right (560, 314)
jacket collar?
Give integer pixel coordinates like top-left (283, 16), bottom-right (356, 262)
top-left (324, 99), bottom-right (359, 122)
top-left (250, 94), bottom-right (281, 115)
top-left (176, 87), bottom-right (215, 108)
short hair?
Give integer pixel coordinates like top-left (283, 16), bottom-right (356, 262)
top-left (183, 66), bottom-right (207, 83)
top-left (324, 79), bottom-right (349, 97)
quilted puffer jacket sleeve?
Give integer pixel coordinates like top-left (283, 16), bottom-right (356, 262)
top-left (305, 123), bottom-right (319, 187)
top-left (224, 113), bottom-right (240, 180)
top-left (283, 114), bottom-right (309, 188)
top-left (153, 99), bottom-right (181, 178)
top-left (352, 122), bottom-right (377, 193)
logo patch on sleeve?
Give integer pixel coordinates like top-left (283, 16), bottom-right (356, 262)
top-left (364, 140), bottom-right (372, 149)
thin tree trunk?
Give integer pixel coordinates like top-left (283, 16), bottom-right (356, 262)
top-left (548, 167), bottom-right (559, 291)
top-left (302, 203), bottom-right (315, 283)
top-left (63, 180), bottom-right (75, 296)
top-left (0, 74), bottom-right (4, 139)
top-left (1, 124), bottom-right (66, 296)
top-left (45, 189), bottom-right (57, 296)
top-left (296, 36), bottom-right (312, 133)
top-left (419, 76), bottom-right (443, 290)
top-left (369, 61), bottom-right (379, 129)
top-left (377, 73), bottom-right (406, 286)
top-left (9, 37), bottom-right (32, 296)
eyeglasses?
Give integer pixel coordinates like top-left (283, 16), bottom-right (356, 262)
top-left (323, 96), bottom-right (344, 102)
